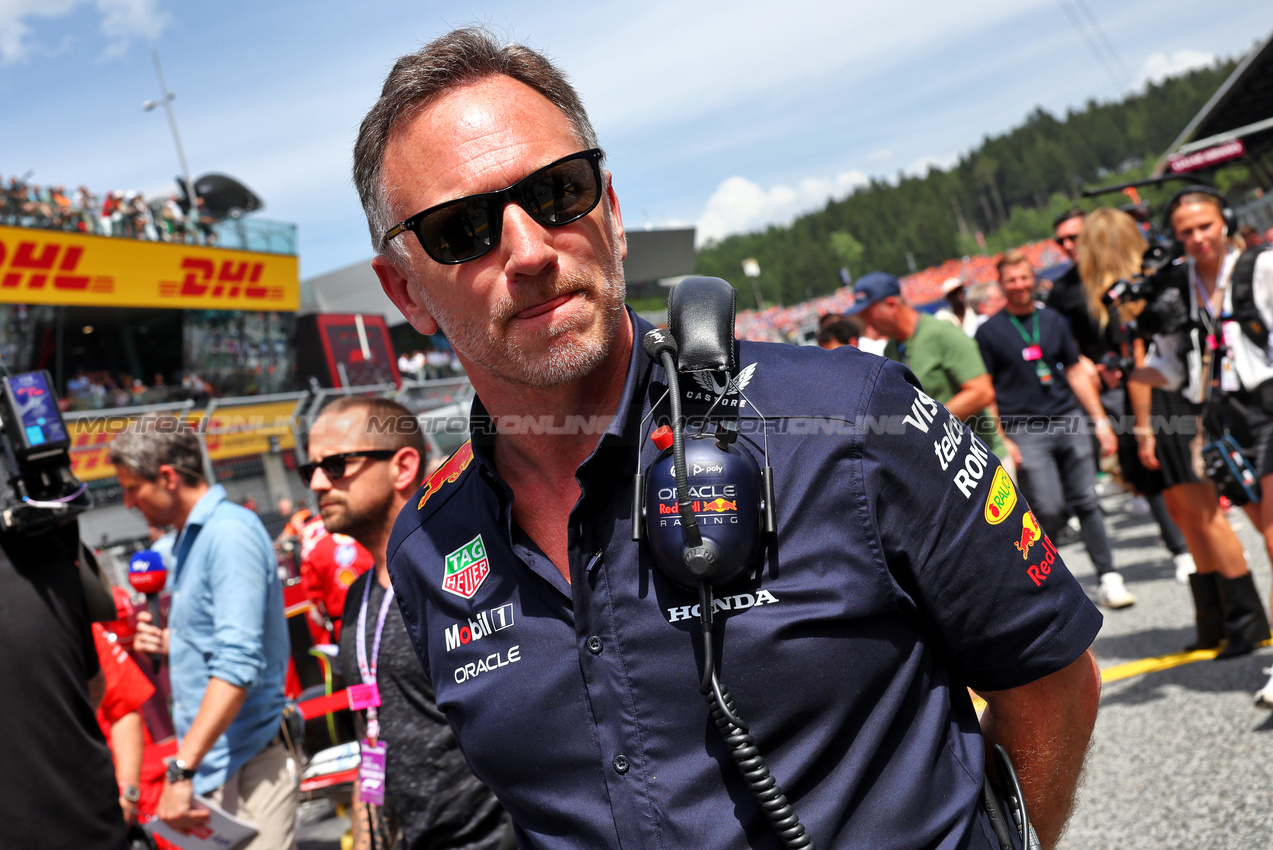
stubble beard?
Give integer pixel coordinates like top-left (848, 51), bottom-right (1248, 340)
top-left (320, 488), bottom-right (395, 546)
top-left (423, 247), bottom-right (627, 389)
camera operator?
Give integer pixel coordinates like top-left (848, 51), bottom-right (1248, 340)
top-left (0, 521), bottom-right (129, 850)
top-left (1129, 188), bottom-right (1273, 664)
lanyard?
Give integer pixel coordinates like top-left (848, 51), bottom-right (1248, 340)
top-left (356, 577), bottom-right (395, 706)
top-left (1007, 311), bottom-right (1053, 384)
top-left (1007, 312), bottom-right (1039, 346)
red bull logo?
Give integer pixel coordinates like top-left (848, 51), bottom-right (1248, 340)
top-left (1026, 535), bottom-right (1058, 587)
top-left (1015, 511), bottom-right (1042, 560)
top-left (699, 498), bottom-right (737, 513)
top-left (983, 467), bottom-right (1017, 525)
top-left (418, 441), bottom-right (474, 510)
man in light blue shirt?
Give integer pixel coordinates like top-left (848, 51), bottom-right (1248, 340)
top-left (113, 415), bottom-right (294, 849)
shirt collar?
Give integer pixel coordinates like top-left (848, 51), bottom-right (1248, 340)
top-left (182, 484), bottom-right (228, 532)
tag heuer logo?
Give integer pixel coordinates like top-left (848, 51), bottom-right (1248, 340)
top-left (443, 534), bottom-right (491, 599)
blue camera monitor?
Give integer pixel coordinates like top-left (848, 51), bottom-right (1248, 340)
top-left (3, 371), bottom-right (71, 457)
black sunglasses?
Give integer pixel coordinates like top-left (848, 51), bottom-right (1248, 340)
top-left (299, 450), bottom-right (397, 487)
top-left (1056, 233), bottom-right (1080, 244)
top-left (381, 148), bottom-right (605, 264)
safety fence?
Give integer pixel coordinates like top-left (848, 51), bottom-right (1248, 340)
top-left (67, 375), bottom-right (475, 541)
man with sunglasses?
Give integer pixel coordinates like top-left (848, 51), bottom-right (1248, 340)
top-left (356, 27), bottom-right (1101, 850)
top-left (303, 397), bottom-right (510, 850)
top-left (110, 415), bottom-right (294, 849)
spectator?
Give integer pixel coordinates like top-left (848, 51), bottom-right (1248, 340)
top-left (304, 396), bottom-right (511, 850)
top-left (936, 276), bottom-right (980, 336)
top-left (850, 271), bottom-right (1014, 471)
top-left (111, 415), bottom-right (295, 849)
top-left (966, 280), bottom-right (1007, 331)
top-left (815, 316), bottom-right (863, 350)
top-left (977, 250), bottom-right (1134, 608)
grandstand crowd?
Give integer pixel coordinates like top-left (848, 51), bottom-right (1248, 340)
top-left (2, 175), bottom-right (218, 244)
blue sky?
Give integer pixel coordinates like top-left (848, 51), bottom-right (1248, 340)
top-left (2, 1), bottom-right (1269, 280)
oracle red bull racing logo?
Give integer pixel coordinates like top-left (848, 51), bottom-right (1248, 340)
top-left (443, 534), bottom-right (491, 600)
top-left (658, 497), bottom-right (737, 514)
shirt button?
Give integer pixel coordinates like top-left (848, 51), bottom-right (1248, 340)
top-left (586, 635), bottom-right (604, 655)
top-left (612, 754), bottom-right (629, 775)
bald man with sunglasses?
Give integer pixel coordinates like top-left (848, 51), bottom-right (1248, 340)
top-left (305, 397), bottom-right (511, 850)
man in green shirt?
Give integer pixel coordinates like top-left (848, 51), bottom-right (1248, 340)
top-left (848, 272), bottom-right (1016, 474)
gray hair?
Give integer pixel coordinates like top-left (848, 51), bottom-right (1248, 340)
top-left (966, 281), bottom-right (1004, 311)
top-left (108, 414), bottom-right (205, 486)
top-left (353, 27), bottom-right (600, 265)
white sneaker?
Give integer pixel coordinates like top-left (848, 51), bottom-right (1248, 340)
top-left (1173, 552), bottom-right (1197, 584)
top-left (1097, 573), bottom-right (1136, 609)
top-left (1128, 495), bottom-right (1151, 517)
top-left (1255, 667), bottom-right (1273, 710)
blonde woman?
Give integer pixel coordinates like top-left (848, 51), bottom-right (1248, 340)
top-left (1078, 209), bottom-right (1195, 582)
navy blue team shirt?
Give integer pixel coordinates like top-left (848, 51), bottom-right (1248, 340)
top-left (387, 312), bottom-right (1102, 850)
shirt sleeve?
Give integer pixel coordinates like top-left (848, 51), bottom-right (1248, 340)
top-left (860, 359), bottom-right (1103, 691)
top-left (205, 513), bottom-right (276, 689)
top-left (1255, 252), bottom-right (1273, 356)
top-left (93, 625), bottom-right (155, 724)
top-left (942, 324), bottom-right (990, 386)
top-left (975, 324), bottom-right (999, 375)
top-left (1144, 334), bottom-right (1185, 392)
top-left (1053, 311), bottom-right (1080, 368)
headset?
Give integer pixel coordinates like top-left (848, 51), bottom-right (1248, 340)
top-left (1161, 184), bottom-right (1237, 243)
top-left (629, 277), bottom-right (1038, 850)
top-left (631, 276), bottom-right (810, 848)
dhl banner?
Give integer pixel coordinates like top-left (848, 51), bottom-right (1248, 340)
top-left (0, 225), bottom-right (299, 311)
top-left (69, 400), bottom-right (300, 482)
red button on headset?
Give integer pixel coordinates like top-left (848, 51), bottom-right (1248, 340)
top-left (651, 425), bottom-right (674, 451)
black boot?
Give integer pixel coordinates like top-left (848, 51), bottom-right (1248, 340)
top-left (1185, 572), bottom-right (1225, 651)
top-left (1215, 573), bottom-right (1272, 659)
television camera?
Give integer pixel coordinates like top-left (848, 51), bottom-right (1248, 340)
top-left (0, 369), bottom-right (92, 534)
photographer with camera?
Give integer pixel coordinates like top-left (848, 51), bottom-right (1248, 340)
top-left (1128, 188), bottom-right (1273, 669)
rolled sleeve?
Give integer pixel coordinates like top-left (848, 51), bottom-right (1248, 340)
top-left (205, 519), bottom-right (275, 689)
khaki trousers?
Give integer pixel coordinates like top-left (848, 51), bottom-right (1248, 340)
top-left (206, 738), bottom-right (298, 850)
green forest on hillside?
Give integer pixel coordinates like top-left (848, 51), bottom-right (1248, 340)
top-left (693, 60), bottom-right (1243, 307)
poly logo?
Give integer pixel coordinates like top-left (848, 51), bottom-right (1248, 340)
top-left (443, 534), bottom-right (491, 600)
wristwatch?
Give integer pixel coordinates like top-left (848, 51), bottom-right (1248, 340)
top-left (165, 758), bottom-right (196, 784)
top-left (122, 784), bottom-right (141, 803)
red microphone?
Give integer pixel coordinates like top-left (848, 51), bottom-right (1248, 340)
top-left (128, 550), bottom-right (168, 667)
